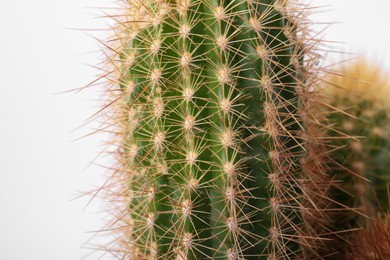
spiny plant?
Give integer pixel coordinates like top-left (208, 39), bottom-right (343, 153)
top-left (93, 0), bottom-right (344, 259)
top-left (321, 60), bottom-right (390, 258)
top-left (325, 60), bottom-right (390, 219)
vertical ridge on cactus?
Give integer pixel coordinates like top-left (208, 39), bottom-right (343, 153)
top-left (93, 0), bottom-right (342, 259)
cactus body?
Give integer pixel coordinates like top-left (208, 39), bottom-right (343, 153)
top-left (327, 61), bottom-right (390, 217)
top-left (323, 60), bottom-right (390, 258)
top-left (99, 0), bottom-right (335, 258)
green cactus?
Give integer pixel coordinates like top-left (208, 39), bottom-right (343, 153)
top-left (326, 60), bottom-right (390, 218)
top-left (322, 60), bottom-right (390, 258)
top-left (97, 0), bottom-right (342, 258)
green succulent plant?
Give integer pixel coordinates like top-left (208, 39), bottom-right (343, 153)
top-left (326, 60), bottom-right (390, 240)
top-left (327, 61), bottom-right (390, 211)
top-left (94, 0), bottom-right (349, 259)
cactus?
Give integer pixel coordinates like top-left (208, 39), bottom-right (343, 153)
top-left (326, 60), bottom-right (390, 218)
top-left (96, 0), bottom-right (342, 259)
top-left (321, 60), bottom-right (390, 258)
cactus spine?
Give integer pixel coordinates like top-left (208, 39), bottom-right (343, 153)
top-left (99, 0), bottom-right (336, 258)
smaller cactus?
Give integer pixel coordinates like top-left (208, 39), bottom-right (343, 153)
top-left (318, 60), bottom-right (390, 258)
top-left (326, 60), bottom-right (390, 225)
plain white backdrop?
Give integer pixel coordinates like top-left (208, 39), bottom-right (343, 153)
top-left (1, 1), bottom-right (390, 259)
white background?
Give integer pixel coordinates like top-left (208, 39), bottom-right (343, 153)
top-left (1, 0), bottom-right (390, 259)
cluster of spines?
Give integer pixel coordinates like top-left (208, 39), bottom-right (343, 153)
top-left (95, 0), bottom-right (341, 259)
top-left (346, 214), bottom-right (390, 259)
